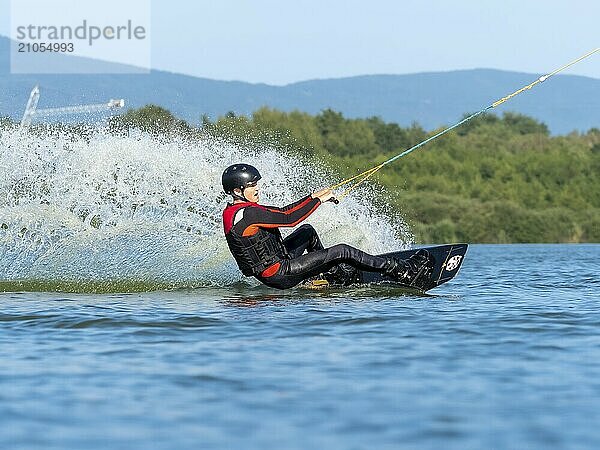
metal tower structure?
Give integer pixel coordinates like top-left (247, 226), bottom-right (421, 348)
top-left (20, 85), bottom-right (125, 128)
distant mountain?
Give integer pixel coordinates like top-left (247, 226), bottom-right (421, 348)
top-left (1, 36), bottom-right (598, 134)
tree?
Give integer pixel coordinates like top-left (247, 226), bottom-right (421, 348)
top-left (502, 112), bottom-right (549, 135)
top-left (110, 105), bottom-right (192, 136)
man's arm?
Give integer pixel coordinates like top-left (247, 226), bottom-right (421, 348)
top-left (241, 198), bottom-right (321, 236)
top-left (263, 187), bottom-right (336, 212)
top-left (262, 195), bottom-right (312, 213)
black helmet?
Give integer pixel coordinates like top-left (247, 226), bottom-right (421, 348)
top-left (222, 164), bottom-right (262, 197)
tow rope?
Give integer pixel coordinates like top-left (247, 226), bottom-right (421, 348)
top-left (329, 48), bottom-right (599, 201)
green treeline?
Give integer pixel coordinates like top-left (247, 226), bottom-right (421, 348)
top-left (5, 105), bottom-right (599, 243)
top-left (195, 107), bottom-right (600, 243)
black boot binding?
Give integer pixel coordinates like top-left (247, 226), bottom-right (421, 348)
top-left (384, 249), bottom-right (434, 289)
top-left (323, 263), bottom-right (359, 286)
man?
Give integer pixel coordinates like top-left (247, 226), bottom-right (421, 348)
top-left (221, 163), bottom-right (431, 290)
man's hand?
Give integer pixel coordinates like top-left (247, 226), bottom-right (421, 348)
top-left (311, 188), bottom-right (337, 203)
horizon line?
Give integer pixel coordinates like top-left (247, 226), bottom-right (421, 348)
top-left (1, 34), bottom-right (598, 85)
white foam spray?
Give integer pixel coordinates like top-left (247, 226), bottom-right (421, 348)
top-left (0, 125), bottom-right (412, 291)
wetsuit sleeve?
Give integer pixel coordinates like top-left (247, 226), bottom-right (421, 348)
top-left (262, 195), bottom-right (313, 212)
top-left (241, 197), bottom-right (321, 235)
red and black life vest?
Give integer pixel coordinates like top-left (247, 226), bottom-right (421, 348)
top-left (223, 202), bottom-right (288, 277)
top-left (222, 196), bottom-right (321, 278)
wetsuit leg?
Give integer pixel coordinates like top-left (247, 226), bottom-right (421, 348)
top-left (282, 224), bottom-right (324, 258)
top-left (259, 244), bottom-right (389, 289)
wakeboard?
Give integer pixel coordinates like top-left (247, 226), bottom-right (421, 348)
top-left (310, 244), bottom-right (468, 292)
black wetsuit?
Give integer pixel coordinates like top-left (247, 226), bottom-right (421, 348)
top-left (222, 195), bottom-right (391, 289)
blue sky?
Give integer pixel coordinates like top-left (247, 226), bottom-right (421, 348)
top-left (2, 0), bottom-right (598, 84)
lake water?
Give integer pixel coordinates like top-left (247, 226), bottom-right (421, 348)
top-left (1, 244), bottom-right (599, 449)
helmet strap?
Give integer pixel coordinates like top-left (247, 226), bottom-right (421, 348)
top-left (241, 186), bottom-right (255, 202)
top-left (231, 187), bottom-right (247, 202)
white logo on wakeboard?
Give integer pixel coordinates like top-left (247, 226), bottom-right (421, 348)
top-left (445, 255), bottom-right (462, 272)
